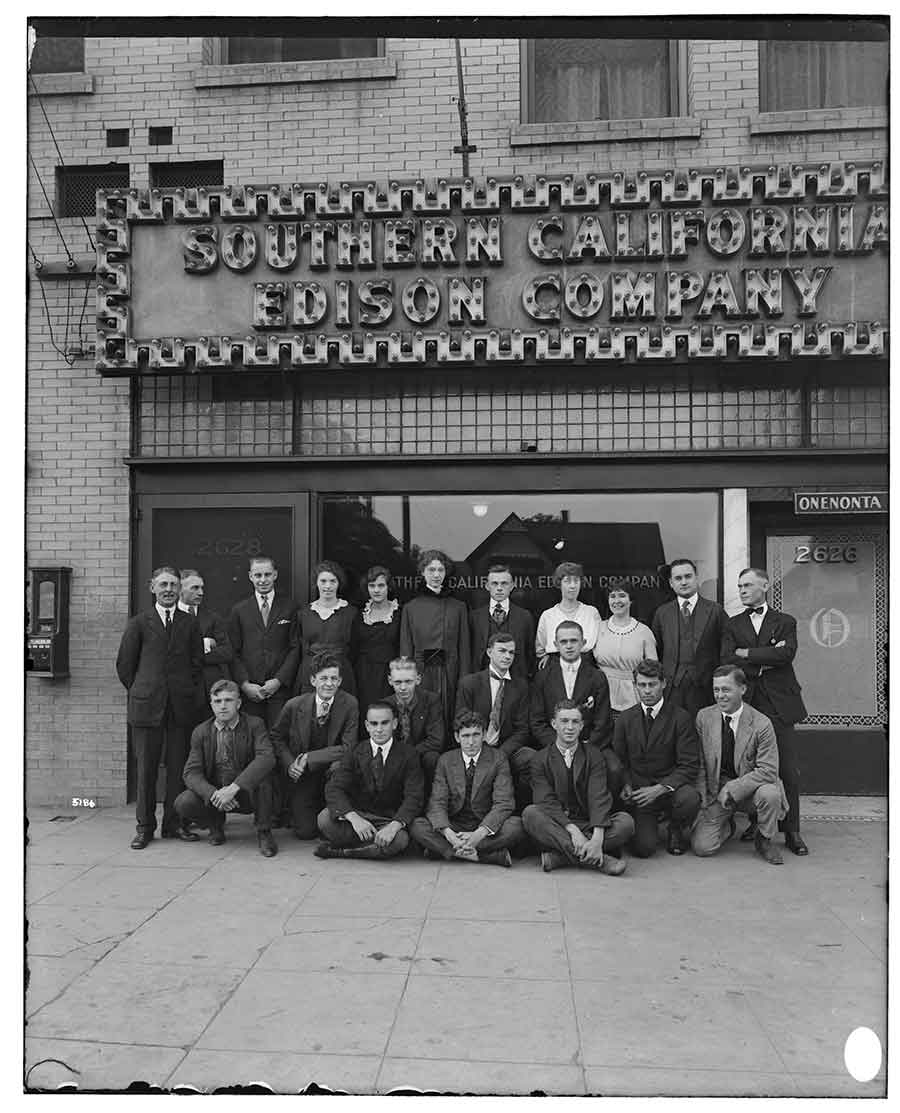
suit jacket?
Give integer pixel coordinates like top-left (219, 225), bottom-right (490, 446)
top-left (529, 654), bottom-right (613, 751)
top-left (182, 712), bottom-right (275, 801)
top-left (469, 602), bottom-right (536, 680)
top-left (228, 593), bottom-right (300, 691)
top-left (529, 742), bottom-right (613, 830)
top-left (694, 702), bottom-right (789, 812)
top-left (385, 690), bottom-right (445, 758)
top-left (326, 739), bottom-right (424, 828)
top-left (427, 746), bottom-right (514, 834)
top-left (455, 670), bottom-right (531, 758)
top-left (720, 609), bottom-right (807, 725)
top-left (269, 690), bottom-right (358, 773)
top-left (116, 607), bottom-right (204, 727)
top-left (613, 699), bottom-right (699, 791)
top-left (651, 595), bottom-right (726, 692)
top-left (193, 604), bottom-right (233, 694)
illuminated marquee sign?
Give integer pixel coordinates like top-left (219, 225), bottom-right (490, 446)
top-left (95, 161), bottom-right (888, 374)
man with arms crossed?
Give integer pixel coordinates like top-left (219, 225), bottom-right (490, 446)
top-left (179, 568), bottom-right (233, 725)
top-left (692, 665), bottom-right (788, 866)
top-left (316, 701), bottom-right (424, 860)
top-left (523, 700), bottom-right (634, 874)
top-left (720, 567), bottom-right (809, 856)
top-left (174, 679), bottom-right (278, 856)
top-left (411, 709), bottom-right (524, 867)
top-left (613, 659), bottom-right (700, 857)
top-left (270, 651), bottom-right (358, 840)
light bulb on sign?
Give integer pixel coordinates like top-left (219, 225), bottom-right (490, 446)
top-left (472, 504), bottom-right (489, 518)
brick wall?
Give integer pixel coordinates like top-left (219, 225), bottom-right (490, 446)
top-left (26, 33), bottom-right (888, 806)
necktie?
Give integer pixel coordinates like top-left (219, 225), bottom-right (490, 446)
top-left (644, 705), bottom-right (654, 741)
top-left (372, 747), bottom-right (384, 789)
top-left (681, 600), bottom-right (691, 620)
top-left (164, 608), bottom-right (172, 634)
top-left (463, 758), bottom-right (476, 806)
top-left (191, 605), bottom-right (198, 617)
top-left (317, 700), bottom-right (331, 727)
top-left (722, 714), bottom-right (736, 773)
top-left (492, 603), bottom-right (505, 626)
top-left (260, 597), bottom-right (270, 627)
top-left (398, 703), bottom-right (411, 744)
top-left (488, 671), bottom-right (506, 734)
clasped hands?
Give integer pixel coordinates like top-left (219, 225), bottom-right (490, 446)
top-left (346, 812), bottom-right (403, 848)
top-left (566, 824), bottom-right (605, 866)
top-left (621, 782), bottom-right (668, 808)
top-left (241, 679), bottom-right (282, 702)
top-left (210, 782), bottom-right (240, 811)
top-left (443, 825), bottom-right (488, 859)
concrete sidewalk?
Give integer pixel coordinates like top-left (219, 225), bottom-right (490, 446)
top-left (25, 801), bottom-right (886, 1096)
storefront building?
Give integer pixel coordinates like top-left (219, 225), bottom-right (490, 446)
top-left (26, 23), bottom-right (888, 807)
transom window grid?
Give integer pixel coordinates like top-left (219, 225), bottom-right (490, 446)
top-left (522, 38), bottom-right (681, 123)
top-left (135, 371), bottom-right (887, 458)
top-left (149, 160), bottom-right (224, 189)
top-left (56, 163), bottom-right (129, 218)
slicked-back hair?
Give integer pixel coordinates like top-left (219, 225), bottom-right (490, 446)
top-left (150, 565), bottom-right (180, 583)
top-left (486, 563), bottom-right (512, 577)
top-left (365, 699), bottom-right (397, 720)
top-left (486, 631), bottom-right (516, 651)
top-left (668, 557), bottom-right (697, 575)
top-left (179, 568), bottom-right (202, 583)
top-left (713, 664), bottom-right (747, 686)
top-left (551, 698), bottom-right (583, 719)
top-left (739, 566), bottom-right (770, 583)
top-left (249, 555), bottom-right (277, 571)
top-left (454, 709), bottom-right (486, 733)
top-left (554, 619), bottom-right (584, 640)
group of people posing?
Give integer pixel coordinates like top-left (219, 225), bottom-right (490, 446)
top-left (116, 550), bottom-right (809, 871)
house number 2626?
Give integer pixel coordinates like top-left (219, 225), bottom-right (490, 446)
top-left (794, 545), bottom-right (858, 564)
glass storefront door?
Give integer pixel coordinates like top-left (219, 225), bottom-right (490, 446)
top-left (321, 490), bottom-right (720, 623)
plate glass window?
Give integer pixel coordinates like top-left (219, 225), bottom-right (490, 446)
top-left (225, 37), bottom-right (380, 64)
top-left (760, 40), bottom-right (888, 111)
top-left (524, 38), bottom-right (676, 122)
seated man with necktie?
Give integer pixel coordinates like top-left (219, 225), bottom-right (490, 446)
top-left (174, 679), bottom-right (278, 857)
top-left (269, 651), bottom-right (358, 839)
top-left (455, 632), bottom-right (536, 808)
top-left (384, 656), bottom-right (445, 787)
top-left (411, 709), bottom-right (525, 867)
top-left (522, 700), bottom-right (634, 874)
top-left (613, 659), bottom-right (701, 857)
top-left (316, 700), bottom-right (424, 859)
top-left (691, 665), bottom-right (788, 866)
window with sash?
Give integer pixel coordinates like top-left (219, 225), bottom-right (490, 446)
top-left (30, 35), bottom-right (84, 74)
top-left (759, 40), bottom-right (888, 111)
top-left (223, 36), bottom-right (381, 65)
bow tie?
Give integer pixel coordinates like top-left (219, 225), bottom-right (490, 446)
top-left (746, 606), bottom-right (765, 615)
top-left (490, 671), bottom-right (508, 682)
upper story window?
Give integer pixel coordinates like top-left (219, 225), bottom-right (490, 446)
top-left (30, 34), bottom-right (84, 74)
top-left (224, 36), bottom-right (381, 64)
top-left (759, 40), bottom-right (888, 111)
top-left (523, 38), bottom-right (679, 123)
top-left (56, 163), bottom-right (129, 218)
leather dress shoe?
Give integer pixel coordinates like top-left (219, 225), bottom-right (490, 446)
top-left (257, 830), bottom-right (278, 858)
top-left (541, 850), bottom-right (568, 872)
top-left (785, 832), bottom-right (809, 856)
top-left (598, 853), bottom-right (627, 876)
top-left (479, 849), bottom-right (512, 868)
top-left (754, 831), bottom-right (784, 866)
top-left (208, 828), bottom-right (226, 846)
top-left (314, 842), bottom-right (345, 859)
top-left (666, 824), bottom-right (686, 856)
top-left (740, 819), bottom-right (758, 842)
top-left (130, 832), bottom-right (152, 850)
top-left (166, 824), bottom-right (200, 841)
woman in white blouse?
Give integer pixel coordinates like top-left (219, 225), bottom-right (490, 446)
top-left (535, 561), bottom-right (602, 667)
top-left (593, 578), bottom-right (658, 714)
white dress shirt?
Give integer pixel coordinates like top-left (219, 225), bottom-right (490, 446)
top-left (155, 602), bottom-right (175, 627)
top-left (371, 738), bottom-right (394, 764)
top-left (749, 602), bottom-right (768, 635)
top-left (678, 593), bottom-right (699, 616)
top-left (555, 741), bottom-right (578, 768)
top-left (561, 657), bottom-right (581, 699)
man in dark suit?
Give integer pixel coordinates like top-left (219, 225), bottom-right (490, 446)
top-left (651, 557), bottom-right (726, 721)
top-left (316, 701), bottom-right (424, 859)
top-left (469, 563), bottom-right (536, 680)
top-left (613, 659), bottom-right (701, 857)
top-left (529, 621), bottom-right (614, 755)
top-left (411, 709), bottom-right (524, 866)
top-left (270, 651), bottom-right (358, 839)
top-left (178, 569), bottom-right (233, 724)
top-left (174, 679), bottom-right (278, 856)
top-left (456, 632), bottom-right (536, 808)
top-left (522, 700), bottom-right (634, 873)
top-left (228, 555), bottom-right (299, 729)
top-left (116, 565), bottom-right (204, 849)
top-left (385, 656), bottom-right (445, 785)
top-left (721, 567), bottom-right (809, 856)
top-left (692, 666), bottom-right (788, 866)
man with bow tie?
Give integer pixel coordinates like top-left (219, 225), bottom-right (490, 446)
top-left (613, 659), bottom-right (700, 857)
top-left (691, 665), bottom-right (788, 865)
top-left (269, 652), bottom-right (358, 840)
top-left (316, 700), bottom-right (424, 859)
top-left (411, 709), bottom-right (524, 866)
top-left (116, 565), bottom-right (204, 849)
top-left (455, 632), bottom-right (536, 808)
top-left (720, 567), bottom-right (809, 856)
top-left (468, 564), bottom-right (536, 680)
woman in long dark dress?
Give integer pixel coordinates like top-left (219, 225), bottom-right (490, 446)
top-left (296, 560), bottom-right (358, 696)
top-left (399, 549), bottom-right (471, 732)
top-left (354, 564), bottom-right (401, 720)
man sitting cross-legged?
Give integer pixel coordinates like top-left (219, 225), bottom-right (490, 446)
top-left (315, 700), bottom-right (424, 860)
top-left (522, 699), bottom-right (634, 875)
top-left (174, 679), bottom-right (278, 857)
top-left (411, 710), bottom-right (525, 868)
